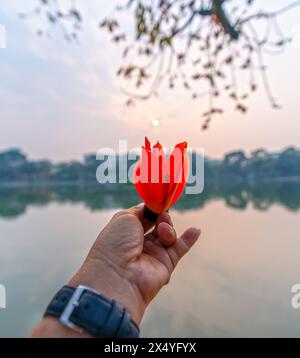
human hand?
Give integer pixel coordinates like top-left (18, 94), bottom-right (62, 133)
top-left (69, 204), bottom-right (201, 326)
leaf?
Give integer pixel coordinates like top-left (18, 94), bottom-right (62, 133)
top-left (160, 37), bottom-right (172, 47)
top-left (100, 19), bottom-right (119, 33)
top-left (46, 12), bottom-right (56, 23)
top-left (205, 74), bottom-right (215, 87)
top-left (149, 24), bottom-right (160, 44)
top-left (192, 73), bottom-right (202, 80)
top-left (193, 58), bottom-right (201, 65)
top-left (251, 84), bottom-right (257, 92)
top-left (123, 65), bottom-right (137, 78)
top-left (236, 103), bottom-right (248, 113)
top-left (177, 53), bottom-right (185, 64)
top-left (203, 61), bottom-right (213, 69)
top-left (272, 103), bottom-right (281, 109)
top-left (183, 81), bottom-right (191, 90)
top-left (116, 67), bottom-right (123, 76)
top-left (139, 68), bottom-right (148, 79)
top-left (241, 58), bottom-right (251, 69)
top-left (211, 108), bottom-right (223, 114)
top-left (70, 9), bottom-right (82, 22)
top-left (122, 46), bottom-right (130, 58)
top-left (112, 34), bottom-right (126, 43)
top-left (125, 99), bottom-right (135, 107)
top-left (216, 70), bottom-right (225, 78)
top-left (225, 56), bottom-right (233, 64)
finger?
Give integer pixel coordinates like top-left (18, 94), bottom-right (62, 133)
top-left (152, 212), bottom-right (173, 238)
top-left (167, 228), bottom-right (201, 269)
top-left (129, 204), bottom-right (157, 233)
top-left (127, 205), bottom-right (174, 235)
top-left (115, 204), bottom-right (155, 233)
top-left (143, 240), bottom-right (173, 278)
top-left (157, 222), bottom-right (177, 247)
top-left (145, 212), bottom-right (173, 241)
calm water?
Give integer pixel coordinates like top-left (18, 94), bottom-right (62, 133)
top-left (0, 184), bottom-right (300, 338)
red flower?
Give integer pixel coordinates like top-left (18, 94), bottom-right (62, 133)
top-left (134, 137), bottom-right (189, 214)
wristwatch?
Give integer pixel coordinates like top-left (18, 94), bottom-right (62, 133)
top-left (44, 285), bottom-right (140, 338)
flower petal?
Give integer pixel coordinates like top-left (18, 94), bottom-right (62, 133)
top-left (163, 142), bottom-right (189, 211)
top-left (134, 145), bottom-right (169, 214)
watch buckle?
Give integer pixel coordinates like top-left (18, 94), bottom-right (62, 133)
top-left (59, 285), bottom-right (99, 333)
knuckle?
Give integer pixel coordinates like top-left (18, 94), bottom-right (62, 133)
top-left (113, 212), bottom-right (142, 231)
top-left (164, 276), bottom-right (171, 285)
top-left (119, 213), bottom-right (140, 226)
top-left (112, 210), bottom-right (128, 219)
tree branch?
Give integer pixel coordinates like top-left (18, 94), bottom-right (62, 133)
top-left (238, 0), bottom-right (300, 25)
top-left (170, 8), bottom-right (212, 38)
top-left (212, 0), bottom-right (240, 40)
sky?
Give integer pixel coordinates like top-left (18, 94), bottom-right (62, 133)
top-left (0, 0), bottom-right (300, 162)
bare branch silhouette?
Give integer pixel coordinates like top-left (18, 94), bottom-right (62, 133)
top-left (20, 0), bottom-right (300, 129)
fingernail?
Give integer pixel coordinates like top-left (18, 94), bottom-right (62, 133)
top-left (192, 228), bottom-right (201, 237)
top-left (168, 226), bottom-right (176, 235)
top-left (164, 212), bottom-right (173, 225)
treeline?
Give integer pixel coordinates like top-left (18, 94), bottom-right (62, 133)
top-left (205, 147), bottom-right (300, 182)
top-left (203, 147), bottom-right (300, 183)
top-left (0, 147), bottom-right (300, 185)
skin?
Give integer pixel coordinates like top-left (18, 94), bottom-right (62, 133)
top-left (30, 204), bottom-right (201, 338)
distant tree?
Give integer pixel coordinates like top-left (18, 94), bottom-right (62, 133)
top-left (0, 149), bottom-right (27, 167)
top-left (247, 150), bottom-right (277, 180)
top-left (224, 150), bottom-right (247, 167)
top-left (52, 162), bottom-right (84, 181)
top-left (250, 149), bottom-right (269, 161)
top-left (276, 147), bottom-right (300, 176)
top-left (222, 150), bottom-right (247, 180)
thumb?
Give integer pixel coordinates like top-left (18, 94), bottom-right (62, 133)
top-left (126, 204), bottom-right (157, 233)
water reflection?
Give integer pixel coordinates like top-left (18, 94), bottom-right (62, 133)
top-left (1, 184), bottom-right (300, 337)
top-left (1, 182), bottom-right (300, 219)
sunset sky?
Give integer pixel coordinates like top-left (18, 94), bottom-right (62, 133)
top-left (0, 0), bottom-right (300, 162)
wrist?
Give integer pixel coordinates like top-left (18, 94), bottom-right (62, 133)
top-left (68, 258), bottom-right (146, 326)
top-left (30, 316), bottom-right (93, 338)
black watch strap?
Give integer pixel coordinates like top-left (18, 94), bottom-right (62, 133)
top-left (44, 285), bottom-right (140, 338)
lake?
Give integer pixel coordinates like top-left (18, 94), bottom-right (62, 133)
top-left (0, 183), bottom-right (300, 338)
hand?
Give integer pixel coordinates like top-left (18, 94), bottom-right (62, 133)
top-left (69, 205), bottom-right (201, 325)
top-left (31, 204), bottom-right (201, 337)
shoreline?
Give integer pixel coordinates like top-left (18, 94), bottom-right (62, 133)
top-left (0, 177), bottom-right (299, 190)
